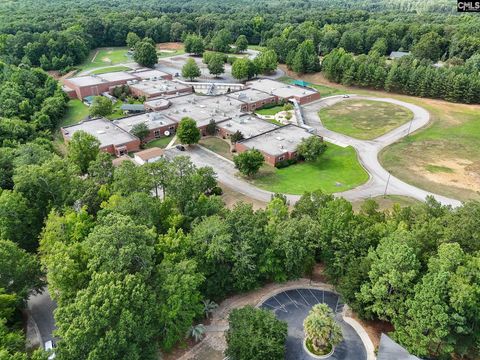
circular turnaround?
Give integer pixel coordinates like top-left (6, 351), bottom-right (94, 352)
top-left (259, 288), bottom-right (367, 360)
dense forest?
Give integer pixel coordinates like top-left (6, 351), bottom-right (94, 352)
top-left (0, 1), bottom-right (480, 360)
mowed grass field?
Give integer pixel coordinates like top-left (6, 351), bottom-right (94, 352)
top-left (319, 100), bottom-right (413, 140)
top-left (255, 105), bottom-right (284, 116)
top-left (59, 99), bottom-right (89, 128)
top-left (145, 136), bottom-right (173, 149)
top-left (90, 65), bottom-right (132, 75)
top-left (80, 47), bottom-right (131, 71)
top-left (379, 99), bottom-right (480, 201)
top-left (251, 143), bottom-right (369, 194)
top-left (199, 137), bottom-right (233, 160)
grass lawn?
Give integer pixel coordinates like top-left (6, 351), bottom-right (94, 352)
top-left (106, 100), bottom-right (143, 120)
top-left (351, 195), bottom-right (420, 212)
top-left (80, 47), bottom-right (131, 71)
top-left (199, 137), bottom-right (233, 160)
top-left (59, 99), bottom-right (89, 128)
top-left (157, 49), bottom-right (185, 58)
top-left (319, 99), bottom-right (413, 140)
top-left (310, 83), bottom-right (345, 97)
top-left (251, 143), bottom-right (369, 194)
top-left (255, 105), bottom-right (285, 116)
top-left (145, 136), bottom-right (173, 149)
top-left (90, 65), bottom-right (132, 75)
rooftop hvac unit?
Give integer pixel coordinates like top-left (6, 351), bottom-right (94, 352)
top-left (97, 130), bottom-right (106, 134)
top-left (280, 145), bottom-right (284, 149)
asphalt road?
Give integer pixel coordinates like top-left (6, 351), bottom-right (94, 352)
top-left (27, 289), bottom-right (57, 347)
top-left (168, 95), bottom-right (461, 207)
top-left (260, 289), bottom-right (367, 360)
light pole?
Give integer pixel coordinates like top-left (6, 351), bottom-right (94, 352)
top-left (383, 173), bottom-right (391, 198)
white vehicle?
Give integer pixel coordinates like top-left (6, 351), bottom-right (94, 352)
top-left (44, 340), bottom-right (56, 359)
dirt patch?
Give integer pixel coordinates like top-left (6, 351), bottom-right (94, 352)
top-left (220, 184), bottom-right (267, 210)
top-left (101, 57), bottom-right (111, 63)
top-left (412, 159), bottom-right (480, 192)
top-left (349, 312), bottom-right (394, 349)
top-left (157, 42), bottom-right (184, 50)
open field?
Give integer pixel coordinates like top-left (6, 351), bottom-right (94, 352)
top-left (145, 136), bottom-right (173, 149)
top-left (282, 67), bottom-right (480, 201)
top-left (251, 143), bottom-right (369, 194)
top-left (80, 47), bottom-right (130, 71)
top-left (199, 137), bottom-right (233, 160)
top-left (157, 43), bottom-right (185, 58)
top-left (59, 99), bottom-right (89, 128)
top-left (319, 99), bottom-right (413, 140)
top-left (90, 65), bottom-right (132, 75)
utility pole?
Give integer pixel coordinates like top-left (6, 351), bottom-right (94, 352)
top-left (383, 173), bottom-right (391, 198)
top-left (407, 118), bottom-right (414, 136)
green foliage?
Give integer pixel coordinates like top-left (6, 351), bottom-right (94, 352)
top-left (304, 304), bottom-right (343, 354)
top-left (89, 96), bottom-right (112, 117)
top-left (205, 119), bottom-right (216, 136)
top-left (233, 149), bottom-right (264, 177)
top-left (290, 39), bottom-right (320, 73)
top-left (210, 29), bottom-right (232, 53)
top-left (412, 32), bottom-right (446, 62)
top-left (130, 122), bottom-right (150, 142)
top-left (235, 35), bottom-right (248, 53)
top-left (230, 130), bottom-right (244, 144)
top-left (254, 49), bottom-right (278, 74)
top-left (184, 34), bottom-right (205, 55)
top-left (133, 40), bottom-right (158, 68)
top-left (176, 117), bottom-right (200, 145)
top-left (126, 32), bottom-right (141, 49)
top-left (296, 136), bottom-right (327, 162)
top-left (231, 58), bottom-right (256, 80)
top-left (67, 130), bottom-right (100, 174)
top-left (181, 58), bottom-right (201, 81)
top-left (225, 306), bottom-right (288, 360)
top-left (206, 53), bottom-right (225, 76)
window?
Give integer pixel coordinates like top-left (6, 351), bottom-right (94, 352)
top-left (278, 156), bottom-right (284, 161)
top-left (154, 130), bottom-right (161, 138)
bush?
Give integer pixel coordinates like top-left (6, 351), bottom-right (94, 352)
top-left (275, 158), bottom-right (297, 168)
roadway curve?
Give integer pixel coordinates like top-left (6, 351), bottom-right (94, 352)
top-left (168, 95), bottom-right (461, 207)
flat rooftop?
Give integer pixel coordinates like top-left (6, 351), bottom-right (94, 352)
top-left (227, 88), bottom-right (276, 103)
top-left (113, 112), bottom-right (176, 132)
top-left (130, 69), bottom-right (171, 80)
top-left (98, 71), bottom-right (137, 83)
top-left (239, 124), bottom-right (314, 156)
top-left (66, 75), bottom-right (104, 87)
top-left (129, 79), bottom-right (191, 96)
top-left (163, 94), bottom-right (244, 127)
top-left (217, 115), bottom-right (278, 139)
top-left (247, 79), bottom-right (317, 99)
top-left (62, 118), bottom-right (137, 148)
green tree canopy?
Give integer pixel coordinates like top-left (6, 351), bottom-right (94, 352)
top-left (304, 303), bottom-right (343, 354)
top-left (130, 122), bottom-right (150, 143)
top-left (181, 58), bottom-right (201, 81)
top-left (126, 32), bottom-right (141, 49)
top-left (225, 306), bottom-right (287, 360)
top-left (67, 130), bottom-right (100, 174)
top-left (206, 53), bottom-right (225, 77)
top-left (296, 136), bottom-right (327, 161)
top-left (134, 40), bottom-right (158, 68)
top-left (89, 96), bottom-right (112, 118)
top-left (184, 34), bottom-right (205, 55)
top-left (176, 117), bottom-right (200, 145)
top-left (233, 149), bottom-right (264, 177)
top-left (235, 35), bottom-right (248, 53)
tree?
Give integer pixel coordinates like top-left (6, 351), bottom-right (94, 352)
top-left (0, 240), bottom-right (44, 300)
top-left (412, 32), bottom-right (445, 62)
top-left (181, 58), bottom-right (201, 81)
top-left (134, 40), bottom-right (158, 68)
top-left (235, 35), bottom-right (248, 53)
top-left (126, 32), bottom-right (141, 49)
top-left (357, 230), bottom-right (420, 322)
top-left (206, 53), bottom-right (225, 77)
top-left (296, 136), bottom-right (327, 161)
top-left (67, 130), bottom-right (100, 174)
top-left (233, 149), bottom-right (264, 177)
top-left (55, 272), bottom-right (159, 360)
top-left (89, 96), bottom-right (112, 118)
top-left (291, 40), bottom-right (320, 73)
top-left (206, 119), bottom-right (216, 135)
top-left (184, 34), bottom-right (204, 56)
top-left (87, 152), bottom-right (114, 185)
top-left (176, 117), bottom-right (200, 145)
top-left (187, 324), bottom-right (206, 342)
top-left (202, 299), bottom-right (218, 319)
top-left (303, 304), bottom-right (343, 354)
top-left (230, 130), bottom-right (244, 143)
top-left (211, 29), bottom-right (232, 53)
top-left (254, 49), bottom-right (278, 74)
top-left (130, 122), bottom-right (150, 143)
top-left (232, 58), bottom-right (256, 81)
top-left (225, 306), bottom-right (287, 360)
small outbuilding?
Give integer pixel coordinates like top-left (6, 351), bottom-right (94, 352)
top-left (134, 147), bottom-right (164, 165)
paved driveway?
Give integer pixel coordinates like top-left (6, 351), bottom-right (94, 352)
top-left (27, 289), bottom-right (57, 347)
top-left (260, 289), bottom-right (367, 360)
top-left (168, 95), bottom-right (461, 207)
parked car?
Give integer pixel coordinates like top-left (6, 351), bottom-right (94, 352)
top-left (176, 144), bottom-right (186, 151)
top-left (44, 340), bottom-right (56, 359)
top-left (343, 94), bottom-right (350, 98)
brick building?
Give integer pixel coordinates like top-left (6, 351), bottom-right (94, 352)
top-left (246, 79), bottom-right (321, 105)
top-left (113, 112), bottom-right (177, 143)
top-left (227, 88), bottom-right (278, 112)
